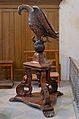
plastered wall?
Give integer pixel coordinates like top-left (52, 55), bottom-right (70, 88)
top-left (59, 0), bottom-right (79, 80)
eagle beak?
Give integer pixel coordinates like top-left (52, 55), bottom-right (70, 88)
top-left (18, 7), bottom-right (22, 15)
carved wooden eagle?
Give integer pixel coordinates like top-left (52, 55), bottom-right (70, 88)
top-left (18, 4), bottom-right (58, 40)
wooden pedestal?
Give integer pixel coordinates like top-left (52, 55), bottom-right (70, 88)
top-left (9, 53), bottom-right (63, 118)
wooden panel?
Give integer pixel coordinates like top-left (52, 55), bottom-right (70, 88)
top-left (9, 12), bottom-right (15, 60)
top-left (46, 9), bottom-right (59, 50)
top-left (2, 11), bottom-right (15, 60)
top-left (0, 4), bottom-right (59, 80)
top-left (14, 11), bottom-right (22, 68)
top-left (0, 0), bottom-right (61, 5)
top-left (21, 11), bottom-right (28, 65)
top-left (3, 12), bottom-right (10, 60)
top-left (0, 13), bottom-right (3, 60)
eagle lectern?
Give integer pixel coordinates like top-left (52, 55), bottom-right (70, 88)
top-left (9, 4), bottom-right (63, 118)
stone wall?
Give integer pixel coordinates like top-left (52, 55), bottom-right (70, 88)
top-left (59, 0), bottom-right (79, 80)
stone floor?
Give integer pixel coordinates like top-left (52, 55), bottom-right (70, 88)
top-left (0, 80), bottom-right (76, 119)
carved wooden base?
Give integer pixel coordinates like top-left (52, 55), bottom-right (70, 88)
top-left (9, 91), bottom-right (63, 118)
top-left (9, 52), bottom-right (63, 118)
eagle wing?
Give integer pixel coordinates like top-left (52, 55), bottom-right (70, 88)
top-left (33, 6), bottom-right (58, 39)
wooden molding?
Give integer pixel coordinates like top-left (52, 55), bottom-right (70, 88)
top-left (0, 5), bottom-right (59, 9)
top-left (0, 0), bottom-right (62, 5)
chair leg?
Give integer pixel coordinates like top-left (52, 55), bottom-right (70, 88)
top-left (11, 65), bottom-right (13, 82)
top-left (5, 66), bottom-right (8, 80)
top-left (58, 76), bottom-right (60, 87)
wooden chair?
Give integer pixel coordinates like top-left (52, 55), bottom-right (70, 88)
top-left (45, 50), bottom-right (60, 87)
top-left (0, 60), bottom-right (14, 88)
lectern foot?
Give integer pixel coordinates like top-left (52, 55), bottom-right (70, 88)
top-left (9, 96), bottom-right (22, 102)
top-left (42, 106), bottom-right (54, 118)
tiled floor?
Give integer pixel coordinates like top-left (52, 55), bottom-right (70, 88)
top-left (0, 80), bottom-right (76, 119)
